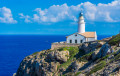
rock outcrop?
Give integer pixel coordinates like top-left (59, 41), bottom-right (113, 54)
top-left (96, 43), bottom-right (113, 58)
top-left (79, 42), bottom-right (102, 54)
top-left (16, 50), bottom-right (69, 76)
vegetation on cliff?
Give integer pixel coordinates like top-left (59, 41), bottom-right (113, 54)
top-left (108, 34), bottom-right (120, 45)
top-left (88, 60), bottom-right (106, 75)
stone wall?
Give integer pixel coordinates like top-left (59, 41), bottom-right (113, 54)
top-left (51, 43), bottom-right (80, 50)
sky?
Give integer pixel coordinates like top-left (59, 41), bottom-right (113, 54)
top-left (0, 0), bottom-right (120, 35)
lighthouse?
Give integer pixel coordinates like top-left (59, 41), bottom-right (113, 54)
top-left (78, 12), bottom-right (85, 33)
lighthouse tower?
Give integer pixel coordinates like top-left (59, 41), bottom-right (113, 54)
top-left (78, 12), bottom-right (85, 33)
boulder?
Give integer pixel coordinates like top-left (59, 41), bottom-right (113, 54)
top-left (54, 50), bottom-right (69, 63)
top-left (96, 44), bottom-right (112, 58)
top-left (46, 50), bottom-right (69, 63)
top-left (67, 61), bottom-right (81, 72)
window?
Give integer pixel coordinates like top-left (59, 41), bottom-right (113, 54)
top-left (70, 40), bottom-right (72, 43)
top-left (75, 40), bottom-right (77, 43)
top-left (81, 40), bottom-right (83, 43)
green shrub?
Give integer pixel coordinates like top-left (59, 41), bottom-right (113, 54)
top-left (78, 51), bottom-right (94, 62)
top-left (88, 61), bottom-right (106, 75)
top-left (108, 34), bottom-right (120, 45)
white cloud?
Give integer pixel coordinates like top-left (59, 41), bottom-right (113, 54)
top-left (20, 0), bottom-right (120, 24)
top-left (32, 4), bottom-right (76, 23)
top-left (19, 13), bottom-right (31, 23)
top-left (0, 7), bottom-right (17, 24)
top-left (83, 0), bottom-right (120, 22)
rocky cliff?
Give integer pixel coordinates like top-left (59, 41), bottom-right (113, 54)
top-left (14, 34), bottom-right (120, 76)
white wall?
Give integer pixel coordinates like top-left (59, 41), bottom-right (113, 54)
top-left (87, 38), bottom-right (96, 41)
top-left (66, 33), bottom-right (86, 44)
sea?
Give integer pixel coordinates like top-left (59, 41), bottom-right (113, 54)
top-left (0, 35), bottom-right (112, 76)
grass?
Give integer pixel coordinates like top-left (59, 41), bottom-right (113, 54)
top-left (114, 53), bottom-right (120, 60)
top-left (96, 54), bottom-right (110, 63)
top-left (58, 47), bottom-right (68, 51)
top-left (108, 34), bottom-right (120, 46)
top-left (88, 61), bottom-right (106, 75)
top-left (78, 51), bottom-right (94, 62)
top-left (109, 59), bottom-right (114, 63)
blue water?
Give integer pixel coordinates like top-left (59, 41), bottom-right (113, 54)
top-left (0, 35), bottom-right (112, 76)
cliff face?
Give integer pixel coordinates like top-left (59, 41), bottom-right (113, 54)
top-left (14, 34), bottom-right (120, 76)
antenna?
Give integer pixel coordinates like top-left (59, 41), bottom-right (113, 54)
top-left (79, 9), bottom-right (83, 16)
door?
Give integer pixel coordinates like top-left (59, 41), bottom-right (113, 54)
top-left (81, 40), bottom-right (83, 43)
top-left (70, 40), bottom-right (72, 43)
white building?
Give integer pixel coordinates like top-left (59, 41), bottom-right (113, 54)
top-left (66, 12), bottom-right (97, 44)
